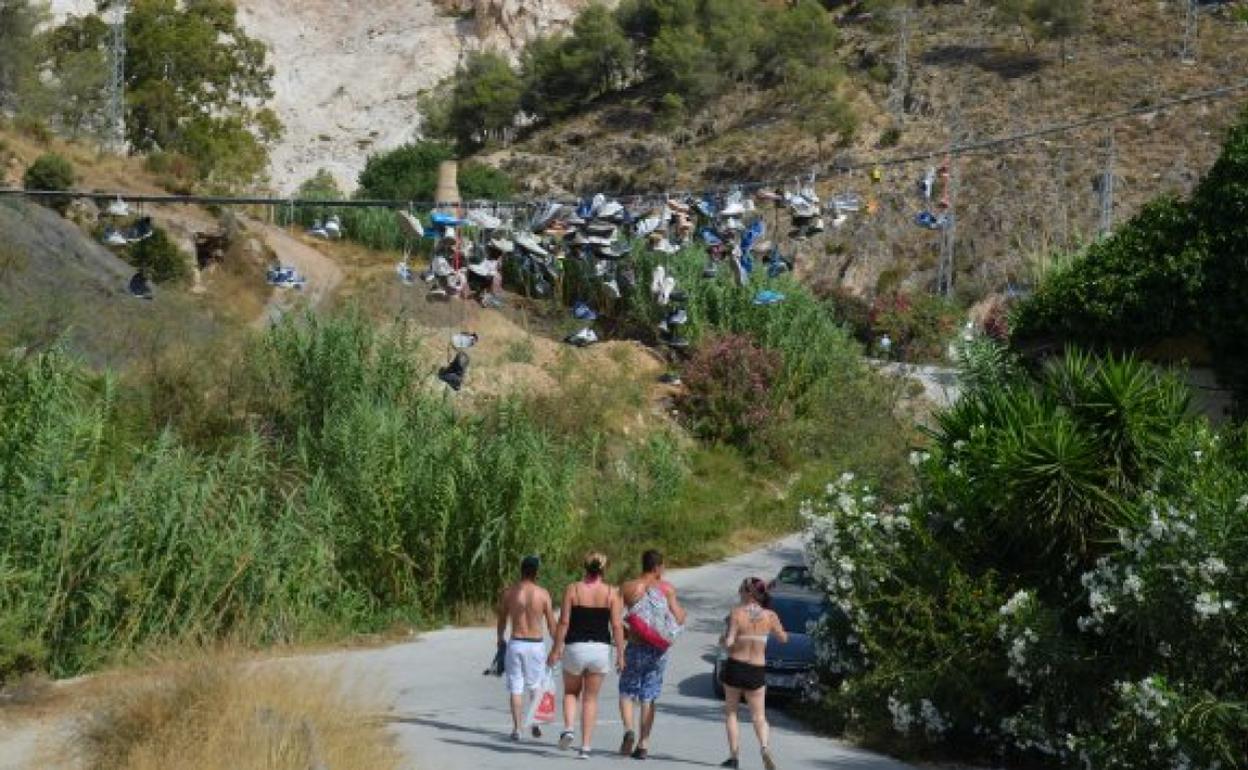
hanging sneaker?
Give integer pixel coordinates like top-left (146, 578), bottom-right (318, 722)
top-left (396, 261), bottom-right (415, 285)
top-left (438, 351), bottom-right (470, 391)
top-left (104, 229), bottom-right (129, 247)
top-left (573, 302), bottom-right (598, 321)
top-left (666, 308), bottom-right (688, 327)
top-left (106, 197), bottom-right (130, 217)
top-left (324, 215), bottom-right (342, 239)
top-left (650, 265), bottom-right (667, 297)
top-left (397, 211), bottom-right (424, 240)
top-left (659, 275), bottom-right (676, 306)
top-left (451, 332), bottom-right (479, 350)
top-left (467, 209), bottom-right (502, 230)
top-left (565, 328), bottom-right (599, 347)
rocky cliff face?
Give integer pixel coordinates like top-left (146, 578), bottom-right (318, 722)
top-left (47, 0), bottom-right (597, 192)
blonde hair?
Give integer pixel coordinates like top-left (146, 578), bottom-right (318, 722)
top-left (583, 551), bottom-right (608, 576)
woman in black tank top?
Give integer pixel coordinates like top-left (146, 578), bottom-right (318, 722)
top-left (548, 552), bottom-right (625, 758)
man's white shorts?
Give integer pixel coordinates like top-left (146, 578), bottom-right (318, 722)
top-left (505, 639), bottom-right (546, 695)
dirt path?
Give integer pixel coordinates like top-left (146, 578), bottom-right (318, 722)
top-left (241, 217), bottom-right (344, 326)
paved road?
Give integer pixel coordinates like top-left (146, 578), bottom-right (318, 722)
top-left (315, 537), bottom-right (915, 770)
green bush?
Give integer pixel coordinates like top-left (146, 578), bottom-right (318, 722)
top-left (356, 141), bottom-right (513, 202)
top-left (129, 225), bottom-right (190, 284)
top-left (804, 345), bottom-right (1248, 769)
top-left (22, 152), bottom-right (75, 210)
top-left (1014, 108), bottom-right (1248, 411)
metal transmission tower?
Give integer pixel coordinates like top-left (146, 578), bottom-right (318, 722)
top-left (106, 1), bottom-right (128, 151)
top-left (1180, 0), bottom-right (1199, 64)
top-left (887, 6), bottom-right (912, 121)
top-left (1098, 127), bottom-right (1116, 238)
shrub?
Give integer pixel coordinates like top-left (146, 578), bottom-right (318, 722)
top-left (679, 332), bottom-right (787, 451)
top-left (803, 346), bottom-right (1248, 770)
top-left (22, 152), bottom-right (75, 210)
top-left (129, 225), bottom-right (190, 284)
top-left (356, 141), bottom-right (513, 202)
top-left (1014, 107), bottom-right (1248, 412)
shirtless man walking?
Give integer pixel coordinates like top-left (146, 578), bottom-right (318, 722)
top-left (496, 554), bottom-right (558, 741)
top-left (618, 549), bottom-right (687, 760)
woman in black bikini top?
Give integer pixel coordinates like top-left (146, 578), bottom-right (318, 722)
top-left (718, 577), bottom-right (788, 770)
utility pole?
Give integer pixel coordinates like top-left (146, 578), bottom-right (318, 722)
top-left (106, 0), bottom-right (128, 152)
top-left (936, 109), bottom-right (961, 298)
top-left (887, 5), bottom-right (911, 121)
top-left (1180, 0), bottom-right (1199, 65)
top-left (1098, 127), bottom-right (1116, 238)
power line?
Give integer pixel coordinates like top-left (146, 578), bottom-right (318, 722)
top-left (4, 79), bottom-right (1248, 209)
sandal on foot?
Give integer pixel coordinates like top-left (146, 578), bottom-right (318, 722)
top-left (620, 730), bottom-right (636, 756)
top-left (559, 730), bottom-right (575, 751)
top-left (721, 759), bottom-right (740, 769)
top-left (631, 747), bottom-right (649, 760)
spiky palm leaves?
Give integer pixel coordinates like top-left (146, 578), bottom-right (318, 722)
top-left (927, 346), bottom-right (1191, 581)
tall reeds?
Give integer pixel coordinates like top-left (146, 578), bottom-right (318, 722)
top-left (0, 314), bottom-right (579, 679)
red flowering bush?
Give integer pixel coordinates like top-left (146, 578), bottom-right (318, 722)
top-left (678, 333), bottom-right (786, 450)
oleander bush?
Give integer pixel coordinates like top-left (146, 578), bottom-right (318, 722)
top-left (803, 341), bottom-right (1248, 769)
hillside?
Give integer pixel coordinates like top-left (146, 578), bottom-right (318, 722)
top-left (488, 0), bottom-right (1248, 300)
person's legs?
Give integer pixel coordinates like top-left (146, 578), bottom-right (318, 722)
top-left (723, 686), bottom-right (743, 759)
top-left (504, 641), bottom-right (527, 735)
top-left (580, 672), bottom-right (604, 750)
top-left (509, 692), bottom-right (525, 734)
top-left (638, 700), bottom-right (657, 747)
top-left (619, 696), bottom-right (636, 754)
top-left (746, 687), bottom-right (773, 769)
top-left (562, 671), bottom-right (583, 735)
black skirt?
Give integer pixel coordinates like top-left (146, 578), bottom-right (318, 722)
top-left (720, 658), bottom-right (766, 691)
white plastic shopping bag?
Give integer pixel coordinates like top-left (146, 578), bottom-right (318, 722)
top-left (525, 666), bottom-right (557, 726)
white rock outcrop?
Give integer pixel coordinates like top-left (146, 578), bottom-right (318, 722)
top-left (47, 0), bottom-right (602, 192)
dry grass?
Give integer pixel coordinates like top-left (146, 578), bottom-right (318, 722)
top-left (63, 659), bottom-right (400, 770)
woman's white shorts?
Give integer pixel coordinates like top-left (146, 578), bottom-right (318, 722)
top-left (563, 642), bottom-right (612, 675)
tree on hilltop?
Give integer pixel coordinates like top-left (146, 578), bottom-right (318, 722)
top-left (123, 0), bottom-right (281, 187)
top-left (990, 0), bottom-right (1086, 63)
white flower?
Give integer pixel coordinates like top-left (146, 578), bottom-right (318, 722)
top-left (999, 590), bottom-right (1032, 616)
top-left (888, 696), bottom-right (915, 733)
top-left (1195, 591), bottom-right (1225, 620)
top-left (1123, 572), bottom-right (1144, 600)
top-left (1199, 556), bottom-right (1228, 582)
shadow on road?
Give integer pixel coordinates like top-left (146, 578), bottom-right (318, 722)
top-left (389, 715), bottom-right (559, 757)
top-left (677, 672), bottom-right (717, 700)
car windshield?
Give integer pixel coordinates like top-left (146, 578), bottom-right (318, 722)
top-left (775, 566), bottom-right (811, 585)
top-left (772, 597), bottom-right (826, 634)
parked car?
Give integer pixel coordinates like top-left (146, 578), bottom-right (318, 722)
top-left (767, 564), bottom-right (815, 591)
top-left (711, 590), bottom-right (835, 699)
